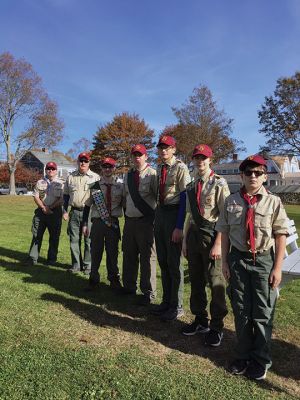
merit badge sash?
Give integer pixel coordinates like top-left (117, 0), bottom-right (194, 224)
top-left (92, 189), bottom-right (118, 229)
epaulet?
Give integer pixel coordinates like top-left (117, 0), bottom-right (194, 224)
top-left (215, 176), bottom-right (227, 187)
top-left (175, 159), bottom-right (186, 169)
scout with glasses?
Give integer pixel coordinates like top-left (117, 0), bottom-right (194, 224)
top-left (216, 154), bottom-right (288, 380)
top-left (150, 135), bottom-right (190, 321)
top-left (27, 161), bottom-right (63, 266)
top-left (63, 152), bottom-right (99, 274)
top-left (182, 144), bottom-right (230, 347)
top-left (121, 144), bottom-right (157, 305)
top-left (82, 157), bottom-right (123, 290)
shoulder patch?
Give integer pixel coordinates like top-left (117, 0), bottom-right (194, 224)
top-left (216, 178), bottom-right (227, 187)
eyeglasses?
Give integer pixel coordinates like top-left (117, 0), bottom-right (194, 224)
top-left (132, 152), bottom-right (144, 157)
top-left (244, 170), bottom-right (265, 177)
top-left (79, 159), bottom-right (89, 163)
top-left (46, 167), bottom-right (56, 171)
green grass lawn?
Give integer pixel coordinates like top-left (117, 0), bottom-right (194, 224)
top-left (0, 197), bottom-right (299, 400)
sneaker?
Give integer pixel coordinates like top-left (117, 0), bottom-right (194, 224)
top-left (161, 307), bottom-right (184, 321)
top-left (182, 319), bottom-right (209, 336)
top-left (149, 302), bottom-right (169, 316)
top-left (229, 359), bottom-right (249, 375)
top-left (245, 359), bottom-right (267, 380)
top-left (205, 330), bottom-right (223, 347)
top-left (46, 259), bottom-right (57, 267)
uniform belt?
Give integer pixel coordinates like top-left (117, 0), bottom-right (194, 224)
top-left (71, 206), bottom-right (84, 211)
top-left (231, 246), bottom-right (272, 256)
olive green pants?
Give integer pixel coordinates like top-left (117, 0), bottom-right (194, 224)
top-left (228, 247), bottom-right (277, 369)
top-left (187, 226), bottom-right (227, 332)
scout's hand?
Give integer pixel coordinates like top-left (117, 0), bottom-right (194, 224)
top-left (171, 228), bottom-right (183, 243)
top-left (222, 262), bottom-right (230, 281)
top-left (269, 268), bottom-right (282, 289)
top-left (42, 205), bottom-right (52, 215)
top-left (63, 212), bottom-right (69, 221)
top-left (182, 240), bottom-right (188, 258)
top-left (209, 242), bottom-right (221, 260)
top-left (82, 225), bottom-right (89, 237)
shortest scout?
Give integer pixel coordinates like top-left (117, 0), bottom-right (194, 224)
top-left (82, 157), bottom-right (123, 289)
top-left (216, 155), bottom-right (288, 380)
top-left (28, 161), bottom-right (63, 266)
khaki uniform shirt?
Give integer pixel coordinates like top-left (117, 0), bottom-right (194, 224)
top-left (157, 156), bottom-right (190, 205)
top-left (64, 169), bottom-right (100, 209)
top-left (216, 185), bottom-right (289, 252)
top-left (86, 177), bottom-right (123, 218)
top-left (187, 169), bottom-right (230, 223)
top-left (124, 164), bottom-right (157, 217)
top-left (34, 177), bottom-right (64, 206)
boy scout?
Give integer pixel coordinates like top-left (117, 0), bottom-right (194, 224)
top-left (82, 157), bottom-right (123, 289)
top-left (28, 161), bottom-right (63, 266)
top-left (63, 152), bottom-right (99, 274)
top-left (122, 144), bottom-right (157, 305)
top-left (216, 154), bottom-right (288, 380)
top-left (151, 135), bottom-right (190, 321)
top-left (182, 144), bottom-right (229, 347)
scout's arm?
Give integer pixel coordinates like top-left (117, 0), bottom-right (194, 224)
top-left (269, 234), bottom-right (286, 289)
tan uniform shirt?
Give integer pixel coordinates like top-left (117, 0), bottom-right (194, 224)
top-left (34, 177), bottom-right (64, 206)
top-left (64, 169), bottom-right (100, 209)
top-left (157, 156), bottom-right (190, 205)
top-left (124, 164), bottom-right (157, 217)
top-left (216, 185), bottom-right (289, 252)
top-left (86, 177), bottom-right (123, 218)
top-left (187, 169), bottom-right (230, 223)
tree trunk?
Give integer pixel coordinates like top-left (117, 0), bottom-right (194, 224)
top-left (9, 164), bottom-right (16, 195)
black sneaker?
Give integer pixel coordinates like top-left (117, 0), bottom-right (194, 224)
top-left (205, 330), bottom-right (223, 347)
top-left (182, 319), bottom-right (209, 336)
top-left (161, 307), bottom-right (184, 321)
top-left (245, 359), bottom-right (267, 380)
top-left (149, 302), bottom-right (169, 316)
top-left (229, 359), bottom-right (249, 375)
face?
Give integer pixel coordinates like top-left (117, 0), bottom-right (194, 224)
top-left (241, 166), bottom-right (267, 193)
top-left (131, 152), bottom-right (148, 169)
top-left (157, 144), bottom-right (176, 163)
top-left (101, 164), bottom-right (114, 178)
top-left (192, 154), bottom-right (211, 175)
top-left (46, 167), bottom-right (57, 180)
top-left (78, 158), bottom-right (90, 174)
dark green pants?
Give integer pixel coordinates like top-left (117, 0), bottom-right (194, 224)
top-left (187, 226), bottom-right (227, 332)
top-left (122, 216), bottom-right (157, 298)
top-left (67, 208), bottom-right (91, 270)
top-left (228, 247), bottom-right (277, 369)
top-left (90, 218), bottom-right (120, 283)
top-left (29, 207), bottom-right (62, 263)
top-left (154, 206), bottom-right (183, 308)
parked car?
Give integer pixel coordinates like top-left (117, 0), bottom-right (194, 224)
top-left (0, 185), bottom-right (28, 195)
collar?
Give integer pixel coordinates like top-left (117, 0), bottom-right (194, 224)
top-left (195, 168), bottom-right (212, 182)
top-left (242, 185), bottom-right (268, 197)
top-left (162, 156), bottom-right (176, 167)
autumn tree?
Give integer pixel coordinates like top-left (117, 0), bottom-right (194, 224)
top-left (169, 85), bottom-right (245, 163)
top-left (258, 71), bottom-right (300, 155)
top-left (66, 137), bottom-right (92, 161)
top-left (0, 52), bottom-right (64, 194)
top-left (92, 112), bottom-right (155, 173)
top-left (0, 162), bottom-right (42, 189)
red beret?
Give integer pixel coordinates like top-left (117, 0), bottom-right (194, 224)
top-left (239, 155), bottom-right (267, 171)
top-left (101, 157), bottom-right (116, 167)
top-left (46, 161), bottom-right (57, 169)
top-left (192, 144), bottom-right (213, 158)
top-left (157, 135), bottom-right (176, 147)
top-left (78, 152), bottom-right (91, 161)
top-left (131, 144), bottom-right (147, 155)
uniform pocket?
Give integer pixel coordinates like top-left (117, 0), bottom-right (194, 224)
top-left (227, 205), bottom-right (243, 225)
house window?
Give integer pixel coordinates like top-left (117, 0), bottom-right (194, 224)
top-left (222, 170), bottom-right (227, 174)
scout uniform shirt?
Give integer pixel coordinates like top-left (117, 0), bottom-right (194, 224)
top-left (85, 177), bottom-right (123, 219)
top-left (64, 169), bottom-right (100, 209)
top-left (186, 169), bottom-right (230, 224)
top-left (157, 156), bottom-right (190, 205)
top-left (34, 176), bottom-right (63, 206)
top-left (124, 165), bottom-right (157, 217)
top-left (216, 185), bottom-right (289, 252)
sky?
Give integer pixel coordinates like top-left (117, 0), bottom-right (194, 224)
top-left (0, 0), bottom-right (299, 159)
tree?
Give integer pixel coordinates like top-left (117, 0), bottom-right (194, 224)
top-left (66, 137), bottom-right (92, 161)
top-left (92, 112), bottom-right (155, 173)
top-left (0, 52), bottom-right (64, 194)
top-left (258, 71), bottom-right (300, 155)
top-left (170, 85), bottom-right (245, 163)
top-left (0, 162), bottom-right (42, 190)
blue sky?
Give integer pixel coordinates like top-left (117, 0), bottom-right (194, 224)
top-left (1, 0), bottom-right (299, 159)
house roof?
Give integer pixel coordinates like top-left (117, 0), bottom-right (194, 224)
top-left (30, 150), bottom-right (76, 168)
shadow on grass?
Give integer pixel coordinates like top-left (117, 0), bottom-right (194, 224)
top-left (1, 245), bottom-right (300, 389)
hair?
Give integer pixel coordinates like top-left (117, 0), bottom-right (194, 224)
top-left (244, 162), bottom-right (267, 173)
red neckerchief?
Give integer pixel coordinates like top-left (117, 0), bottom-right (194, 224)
top-left (196, 170), bottom-right (214, 215)
top-left (133, 163), bottom-right (150, 189)
top-left (159, 164), bottom-right (167, 205)
top-left (240, 186), bottom-right (259, 263)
